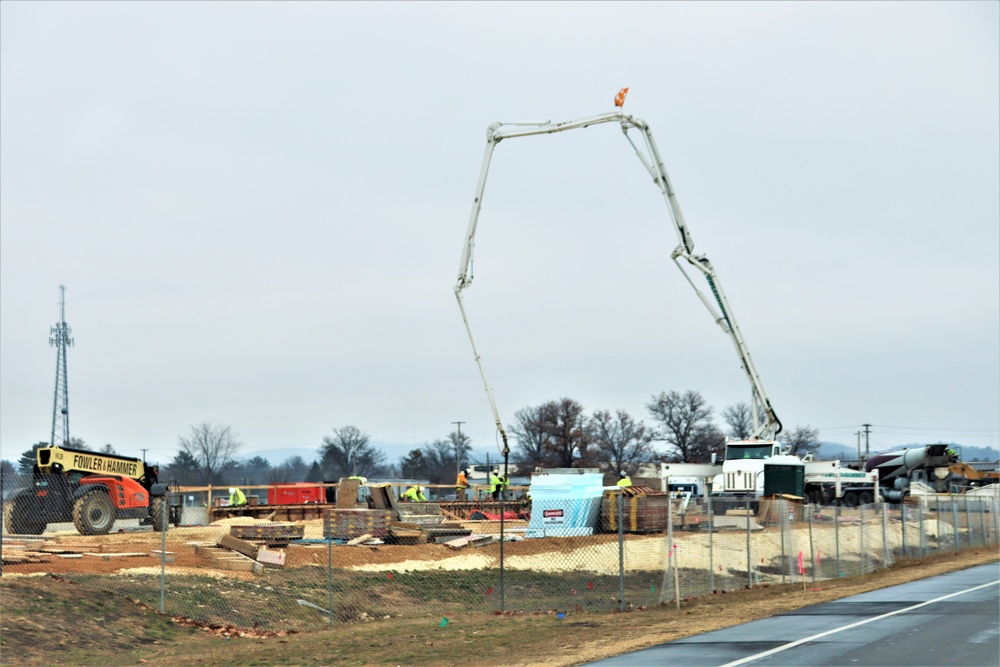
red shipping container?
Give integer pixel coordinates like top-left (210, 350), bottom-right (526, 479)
top-left (268, 482), bottom-right (325, 505)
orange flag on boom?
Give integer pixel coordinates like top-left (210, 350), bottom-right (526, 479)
top-left (614, 87), bottom-right (629, 108)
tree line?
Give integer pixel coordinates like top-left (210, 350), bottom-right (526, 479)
top-left (2, 391), bottom-right (821, 488)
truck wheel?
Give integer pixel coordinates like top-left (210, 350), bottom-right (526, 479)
top-left (842, 491), bottom-right (859, 508)
top-left (150, 496), bottom-right (166, 532)
top-left (73, 491), bottom-right (115, 535)
top-left (858, 491), bottom-right (874, 506)
top-left (2, 498), bottom-right (46, 535)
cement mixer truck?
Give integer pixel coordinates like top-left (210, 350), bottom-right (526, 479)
top-left (863, 443), bottom-right (953, 502)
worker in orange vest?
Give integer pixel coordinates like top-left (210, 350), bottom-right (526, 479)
top-left (455, 468), bottom-right (470, 501)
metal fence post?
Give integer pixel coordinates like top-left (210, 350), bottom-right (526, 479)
top-left (0, 467), bottom-right (5, 579)
top-left (707, 492), bottom-right (714, 593)
top-left (835, 502), bottom-right (841, 577)
top-left (934, 498), bottom-right (941, 553)
top-left (745, 497), bottom-right (752, 589)
top-left (951, 498), bottom-right (959, 552)
top-left (900, 501), bottom-right (907, 560)
top-left (919, 497), bottom-right (926, 558)
top-left (980, 498), bottom-right (988, 547)
top-left (807, 503), bottom-right (815, 583)
top-left (859, 505), bottom-right (866, 574)
top-left (779, 499), bottom-right (787, 584)
top-left (963, 495), bottom-right (972, 547)
top-left (618, 493), bottom-right (625, 612)
top-left (327, 536), bottom-right (334, 630)
top-left (881, 502), bottom-right (889, 567)
top-left (160, 494), bottom-right (167, 614)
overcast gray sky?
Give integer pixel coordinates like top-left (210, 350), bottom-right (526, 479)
top-left (2, 1), bottom-right (998, 467)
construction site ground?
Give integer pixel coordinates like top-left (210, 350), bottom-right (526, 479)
top-left (1, 514), bottom-right (997, 666)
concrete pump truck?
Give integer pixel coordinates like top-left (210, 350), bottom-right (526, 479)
top-left (3, 445), bottom-right (180, 535)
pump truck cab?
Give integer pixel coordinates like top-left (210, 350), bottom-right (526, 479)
top-left (2, 445), bottom-right (180, 536)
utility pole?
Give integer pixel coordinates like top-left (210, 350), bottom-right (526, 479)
top-left (862, 423), bottom-right (872, 464)
top-left (49, 285), bottom-right (74, 448)
top-left (452, 421), bottom-right (466, 477)
top-left (855, 431), bottom-right (862, 466)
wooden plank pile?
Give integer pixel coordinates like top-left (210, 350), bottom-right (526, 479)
top-left (192, 530), bottom-right (293, 573)
top-left (1, 536), bottom-right (156, 564)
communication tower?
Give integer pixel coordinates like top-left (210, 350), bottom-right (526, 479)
top-left (49, 284), bottom-right (74, 447)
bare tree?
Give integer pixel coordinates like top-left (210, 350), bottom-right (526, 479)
top-left (721, 402), bottom-right (753, 440)
top-left (399, 448), bottom-right (430, 480)
top-left (320, 426), bottom-right (385, 479)
top-left (178, 422), bottom-right (243, 485)
top-left (784, 425), bottom-right (821, 457)
top-left (446, 429), bottom-right (472, 476)
top-left (268, 455), bottom-right (311, 483)
top-left (646, 390), bottom-right (716, 462)
top-left (690, 424), bottom-right (727, 463)
top-left (588, 409), bottom-right (655, 474)
top-left (99, 443), bottom-right (117, 455)
top-left (542, 398), bottom-right (590, 467)
top-left (509, 404), bottom-right (555, 468)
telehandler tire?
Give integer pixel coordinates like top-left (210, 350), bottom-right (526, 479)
top-left (3, 498), bottom-right (46, 535)
top-left (150, 496), bottom-right (166, 532)
top-left (73, 491), bottom-right (116, 535)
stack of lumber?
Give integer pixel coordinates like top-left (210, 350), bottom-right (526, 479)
top-left (323, 509), bottom-right (393, 540)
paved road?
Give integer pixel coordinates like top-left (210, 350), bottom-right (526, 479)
top-left (587, 562), bottom-right (1000, 666)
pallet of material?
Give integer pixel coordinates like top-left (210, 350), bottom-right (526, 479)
top-left (230, 523), bottom-right (304, 545)
top-left (601, 490), bottom-right (671, 533)
top-left (324, 509), bottom-right (393, 539)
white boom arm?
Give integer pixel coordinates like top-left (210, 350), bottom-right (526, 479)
top-left (455, 112), bottom-right (783, 451)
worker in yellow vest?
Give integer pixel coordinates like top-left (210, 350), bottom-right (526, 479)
top-left (616, 471), bottom-right (632, 488)
top-left (402, 485), bottom-right (427, 502)
top-left (228, 487), bottom-right (247, 506)
top-left (489, 469), bottom-right (502, 500)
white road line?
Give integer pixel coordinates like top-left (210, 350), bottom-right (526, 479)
top-left (717, 579), bottom-right (1000, 667)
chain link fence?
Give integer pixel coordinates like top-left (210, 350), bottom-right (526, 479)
top-left (3, 469), bottom-right (998, 634)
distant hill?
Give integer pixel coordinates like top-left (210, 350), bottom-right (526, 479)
top-left (813, 441), bottom-right (998, 463)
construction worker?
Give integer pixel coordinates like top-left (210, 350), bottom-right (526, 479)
top-left (489, 469), bottom-right (502, 500)
top-left (228, 487), bottom-right (247, 506)
top-left (455, 468), bottom-right (470, 501)
top-left (347, 475), bottom-right (368, 485)
top-left (617, 471), bottom-right (632, 488)
top-left (402, 485), bottom-right (427, 502)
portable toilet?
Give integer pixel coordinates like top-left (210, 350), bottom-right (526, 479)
top-left (763, 456), bottom-right (805, 498)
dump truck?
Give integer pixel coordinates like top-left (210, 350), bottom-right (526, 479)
top-left (2, 445), bottom-right (180, 535)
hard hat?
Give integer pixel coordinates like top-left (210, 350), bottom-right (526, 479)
top-left (620, 471), bottom-right (628, 478)
top-left (419, 486), bottom-right (426, 493)
top-left (229, 487), bottom-right (236, 494)
top-left (464, 469), bottom-right (471, 475)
